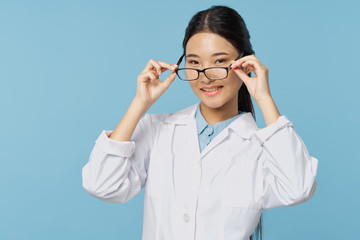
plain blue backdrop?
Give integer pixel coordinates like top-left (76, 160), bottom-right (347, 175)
top-left (1, 0), bottom-right (359, 239)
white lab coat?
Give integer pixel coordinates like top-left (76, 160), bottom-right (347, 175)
top-left (82, 102), bottom-right (318, 240)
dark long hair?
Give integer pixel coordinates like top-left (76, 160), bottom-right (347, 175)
top-left (181, 5), bottom-right (256, 122)
top-left (181, 5), bottom-right (261, 240)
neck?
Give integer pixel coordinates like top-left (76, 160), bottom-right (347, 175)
top-left (199, 100), bottom-right (238, 125)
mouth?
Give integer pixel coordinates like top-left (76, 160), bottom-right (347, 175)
top-left (200, 86), bottom-right (223, 96)
top-left (200, 86), bottom-right (223, 92)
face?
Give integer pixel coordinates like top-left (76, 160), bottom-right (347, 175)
top-left (185, 32), bottom-right (243, 113)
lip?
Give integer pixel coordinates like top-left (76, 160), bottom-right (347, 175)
top-left (200, 86), bottom-right (223, 96)
top-left (200, 85), bottom-right (223, 90)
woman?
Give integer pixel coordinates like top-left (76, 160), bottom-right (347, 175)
top-left (82, 5), bottom-right (319, 240)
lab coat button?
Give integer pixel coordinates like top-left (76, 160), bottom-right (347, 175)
top-left (192, 161), bottom-right (200, 169)
top-left (183, 213), bottom-right (190, 222)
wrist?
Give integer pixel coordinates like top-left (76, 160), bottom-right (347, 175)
top-left (133, 97), bottom-right (152, 109)
top-left (255, 94), bottom-right (273, 106)
top-left (256, 95), bottom-right (281, 126)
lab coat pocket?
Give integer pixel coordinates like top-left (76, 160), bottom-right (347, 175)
top-left (221, 206), bottom-right (262, 239)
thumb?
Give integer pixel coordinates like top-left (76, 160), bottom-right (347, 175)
top-left (233, 68), bottom-right (251, 84)
top-left (162, 71), bottom-right (177, 89)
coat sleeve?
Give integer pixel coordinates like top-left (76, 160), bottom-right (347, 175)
top-left (252, 115), bottom-right (319, 210)
top-left (82, 113), bottom-right (155, 203)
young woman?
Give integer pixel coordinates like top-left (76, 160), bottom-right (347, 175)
top-left (82, 5), bottom-right (319, 240)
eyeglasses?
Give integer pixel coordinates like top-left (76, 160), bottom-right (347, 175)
top-left (175, 52), bottom-right (244, 81)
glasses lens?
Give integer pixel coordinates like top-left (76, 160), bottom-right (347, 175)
top-left (177, 69), bottom-right (198, 81)
top-left (205, 68), bottom-right (228, 80)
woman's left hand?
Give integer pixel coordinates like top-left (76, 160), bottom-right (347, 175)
top-left (230, 54), bottom-right (272, 103)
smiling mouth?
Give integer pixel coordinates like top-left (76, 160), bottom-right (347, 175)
top-left (200, 86), bottom-right (223, 92)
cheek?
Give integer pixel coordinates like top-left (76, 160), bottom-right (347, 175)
top-left (228, 71), bottom-right (241, 81)
top-left (188, 82), bottom-right (198, 91)
top-left (225, 73), bottom-right (243, 90)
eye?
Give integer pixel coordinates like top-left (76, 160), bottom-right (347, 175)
top-left (215, 59), bottom-right (226, 64)
top-left (187, 60), bottom-right (199, 65)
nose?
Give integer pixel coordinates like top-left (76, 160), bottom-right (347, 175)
top-left (198, 71), bottom-right (214, 84)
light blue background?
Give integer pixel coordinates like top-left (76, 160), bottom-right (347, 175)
top-left (1, 0), bottom-right (359, 239)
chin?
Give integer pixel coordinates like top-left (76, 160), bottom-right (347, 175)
top-left (199, 98), bottom-right (228, 110)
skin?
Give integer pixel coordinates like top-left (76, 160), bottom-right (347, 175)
top-left (185, 31), bottom-right (280, 126)
top-left (109, 31), bottom-right (280, 142)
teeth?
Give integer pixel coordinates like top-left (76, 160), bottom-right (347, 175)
top-left (202, 87), bottom-right (222, 92)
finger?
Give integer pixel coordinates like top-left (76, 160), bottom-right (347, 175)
top-left (142, 59), bottom-right (178, 76)
top-left (240, 59), bottom-right (264, 76)
top-left (233, 59), bottom-right (261, 75)
top-left (162, 71), bottom-right (177, 90)
top-left (157, 61), bottom-right (178, 73)
top-left (142, 59), bottom-right (162, 75)
top-left (231, 53), bottom-right (256, 61)
top-left (239, 53), bottom-right (257, 61)
top-left (230, 54), bottom-right (260, 68)
top-left (233, 67), bottom-right (251, 84)
top-left (139, 70), bottom-right (158, 83)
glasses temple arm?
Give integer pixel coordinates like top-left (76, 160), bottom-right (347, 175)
top-left (176, 53), bottom-right (185, 66)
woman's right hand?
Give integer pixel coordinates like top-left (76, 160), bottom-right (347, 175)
top-left (135, 59), bottom-right (178, 107)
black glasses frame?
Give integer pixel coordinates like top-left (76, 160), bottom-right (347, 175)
top-left (175, 52), bottom-right (244, 81)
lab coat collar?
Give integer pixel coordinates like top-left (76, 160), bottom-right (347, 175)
top-left (164, 102), bottom-right (258, 140)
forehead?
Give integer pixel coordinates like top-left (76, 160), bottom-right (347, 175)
top-left (186, 32), bottom-right (236, 57)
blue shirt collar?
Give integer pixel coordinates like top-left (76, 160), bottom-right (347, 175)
top-left (195, 103), bottom-right (244, 136)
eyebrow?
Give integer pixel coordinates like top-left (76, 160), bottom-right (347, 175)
top-left (185, 52), bottom-right (230, 58)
